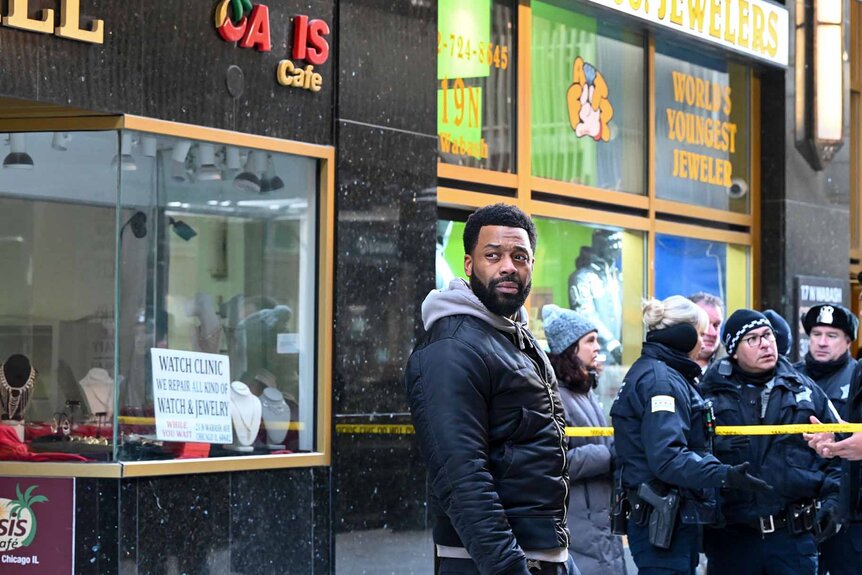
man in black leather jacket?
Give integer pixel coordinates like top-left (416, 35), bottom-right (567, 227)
top-left (405, 204), bottom-right (576, 575)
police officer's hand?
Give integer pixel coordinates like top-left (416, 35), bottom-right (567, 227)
top-left (814, 500), bottom-right (841, 543)
top-left (725, 462), bottom-right (773, 493)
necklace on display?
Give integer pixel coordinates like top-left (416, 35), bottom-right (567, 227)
top-left (231, 397), bottom-right (258, 434)
top-left (0, 364), bottom-right (36, 419)
top-left (260, 396), bottom-right (287, 414)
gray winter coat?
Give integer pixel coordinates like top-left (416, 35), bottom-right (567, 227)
top-left (559, 386), bottom-right (626, 575)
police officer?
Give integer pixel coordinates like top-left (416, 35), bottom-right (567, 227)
top-left (796, 304), bottom-right (860, 575)
top-left (611, 297), bottom-right (770, 575)
top-left (701, 309), bottom-right (842, 575)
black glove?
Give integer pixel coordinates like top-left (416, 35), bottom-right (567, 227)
top-left (725, 462), bottom-right (773, 493)
top-left (814, 501), bottom-right (841, 543)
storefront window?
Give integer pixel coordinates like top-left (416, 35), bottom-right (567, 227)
top-left (438, 0), bottom-right (515, 172)
top-left (655, 41), bottom-right (751, 213)
top-left (0, 131), bottom-right (118, 461)
top-left (0, 128), bottom-right (327, 465)
top-left (531, 1), bottom-right (645, 194)
top-left (655, 234), bottom-right (749, 312)
top-left (437, 214), bottom-right (646, 413)
top-left (118, 131), bottom-right (320, 461)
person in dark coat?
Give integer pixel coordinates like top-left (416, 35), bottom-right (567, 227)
top-left (807, 360), bottom-right (862, 575)
top-left (701, 309), bottom-right (842, 575)
top-left (405, 204), bottom-right (577, 575)
top-left (611, 296), bottom-right (770, 575)
top-left (542, 304), bottom-right (626, 575)
top-left (795, 303), bottom-right (860, 575)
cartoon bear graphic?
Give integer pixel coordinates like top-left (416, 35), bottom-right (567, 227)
top-left (567, 56), bottom-right (614, 142)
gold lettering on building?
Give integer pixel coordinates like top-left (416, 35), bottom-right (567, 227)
top-left (2, 0), bottom-right (103, 44)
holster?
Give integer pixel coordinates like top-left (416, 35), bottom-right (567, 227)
top-left (637, 483), bottom-right (681, 549)
top-left (610, 489), bottom-right (630, 535)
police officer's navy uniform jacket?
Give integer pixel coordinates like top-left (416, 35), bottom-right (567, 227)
top-left (700, 357), bottom-right (841, 525)
top-left (405, 280), bottom-right (569, 575)
top-left (796, 352), bottom-right (858, 419)
top-left (610, 341), bottom-right (729, 521)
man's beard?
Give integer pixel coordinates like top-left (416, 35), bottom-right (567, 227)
top-left (470, 273), bottom-right (531, 317)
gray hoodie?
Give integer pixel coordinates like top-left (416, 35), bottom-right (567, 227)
top-left (422, 279), bottom-right (534, 350)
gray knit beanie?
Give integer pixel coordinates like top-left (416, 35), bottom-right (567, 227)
top-left (541, 304), bottom-right (597, 355)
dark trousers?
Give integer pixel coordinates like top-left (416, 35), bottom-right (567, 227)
top-left (437, 555), bottom-right (579, 574)
top-left (704, 525), bottom-right (818, 575)
top-left (819, 523), bottom-right (862, 575)
top-left (626, 521), bottom-right (699, 575)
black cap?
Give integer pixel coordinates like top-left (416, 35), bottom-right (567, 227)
top-left (803, 304), bottom-right (858, 341)
top-left (722, 309), bottom-right (772, 357)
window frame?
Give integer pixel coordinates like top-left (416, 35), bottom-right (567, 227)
top-left (0, 115), bottom-right (335, 478)
top-left (438, 2), bottom-right (759, 303)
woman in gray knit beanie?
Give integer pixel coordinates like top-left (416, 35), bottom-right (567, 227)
top-left (542, 304), bottom-right (627, 575)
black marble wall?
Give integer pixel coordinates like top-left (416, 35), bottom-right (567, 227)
top-left (759, 0), bottom-right (851, 326)
top-left (332, 0), bottom-right (437, 566)
top-left (73, 468), bottom-right (330, 575)
top-left (0, 0), bottom-right (335, 144)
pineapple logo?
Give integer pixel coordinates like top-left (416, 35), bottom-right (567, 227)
top-left (0, 485), bottom-right (48, 552)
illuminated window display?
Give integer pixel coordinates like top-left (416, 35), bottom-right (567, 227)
top-left (0, 128), bottom-right (328, 464)
top-left (531, 1), bottom-right (645, 194)
top-left (655, 234), bottom-right (750, 313)
top-left (437, 0), bottom-right (515, 172)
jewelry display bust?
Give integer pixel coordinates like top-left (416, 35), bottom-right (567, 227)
top-left (227, 381), bottom-right (261, 452)
top-left (260, 387), bottom-right (291, 449)
top-left (1, 354), bottom-right (37, 420)
top-left (78, 367), bottom-right (115, 418)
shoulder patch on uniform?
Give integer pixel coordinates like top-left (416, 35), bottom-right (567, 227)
top-left (795, 388), bottom-right (812, 404)
top-left (841, 383), bottom-right (850, 400)
top-left (651, 395), bottom-right (675, 413)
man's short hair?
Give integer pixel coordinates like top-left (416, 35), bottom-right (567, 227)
top-left (688, 292), bottom-right (725, 315)
top-left (463, 203), bottom-right (537, 255)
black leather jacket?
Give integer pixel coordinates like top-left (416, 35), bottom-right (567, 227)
top-left (405, 314), bottom-right (570, 575)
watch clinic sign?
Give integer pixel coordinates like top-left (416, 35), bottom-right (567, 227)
top-left (214, 0), bottom-right (330, 92)
top-left (581, 0), bottom-right (788, 66)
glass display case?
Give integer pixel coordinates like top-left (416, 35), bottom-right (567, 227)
top-left (0, 118), bottom-right (333, 476)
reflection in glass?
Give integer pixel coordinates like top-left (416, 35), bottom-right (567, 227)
top-left (655, 234), bottom-right (749, 314)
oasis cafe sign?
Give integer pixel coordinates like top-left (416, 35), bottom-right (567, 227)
top-left (214, 0), bottom-right (330, 93)
top-left (583, 0), bottom-right (788, 66)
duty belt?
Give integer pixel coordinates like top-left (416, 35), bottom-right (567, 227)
top-left (526, 559), bottom-right (568, 575)
top-left (745, 501), bottom-right (817, 535)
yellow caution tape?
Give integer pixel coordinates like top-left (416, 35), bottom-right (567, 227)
top-left (335, 424), bottom-right (415, 435)
top-left (564, 424), bottom-right (862, 437)
top-left (117, 416), bottom-right (304, 431)
top-left (115, 419), bottom-right (862, 437)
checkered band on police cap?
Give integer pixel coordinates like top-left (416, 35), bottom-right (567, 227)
top-left (721, 309), bottom-right (771, 356)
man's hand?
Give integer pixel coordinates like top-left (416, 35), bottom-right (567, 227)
top-left (804, 415), bottom-right (837, 458)
top-left (819, 433), bottom-right (862, 461)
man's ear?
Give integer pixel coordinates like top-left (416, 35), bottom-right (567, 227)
top-left (464, 253), bottom-right (473, 278)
